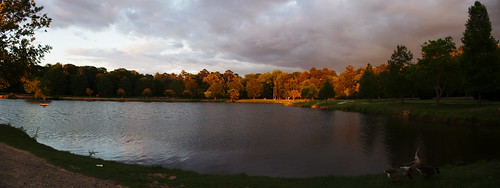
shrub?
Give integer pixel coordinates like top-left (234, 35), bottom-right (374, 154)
top-left (6, 93), bottom-right (16, 99)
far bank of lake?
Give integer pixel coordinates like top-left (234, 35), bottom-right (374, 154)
top-left (57, 96), bottom-right (500, 126)
top-left (5, 94), bottom-right (499, 126)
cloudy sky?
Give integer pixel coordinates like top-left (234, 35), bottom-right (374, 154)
top-left (35, 0), bottom-right (500, 75)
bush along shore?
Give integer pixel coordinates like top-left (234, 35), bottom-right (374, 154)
top-left (1, 123), bottom-right (500, 187)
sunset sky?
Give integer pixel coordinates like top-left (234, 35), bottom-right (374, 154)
top-left (35, 0), bottom-right (499, 75)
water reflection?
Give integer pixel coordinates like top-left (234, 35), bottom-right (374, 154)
top-left (0, 99), bottom-right (499, 177)
top-left (383, 118), bottom-right (500, 168)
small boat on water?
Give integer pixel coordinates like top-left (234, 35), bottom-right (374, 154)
top-left (40, 103), bottom-right (49, 107)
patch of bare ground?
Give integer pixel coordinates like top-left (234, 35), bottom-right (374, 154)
top-left (0, 142), bottom-right (125, 188)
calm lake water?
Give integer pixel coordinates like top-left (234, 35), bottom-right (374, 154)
top-left (1, 99), bottom-right (499, 177)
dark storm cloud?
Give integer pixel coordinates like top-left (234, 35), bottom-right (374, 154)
top-left (40, 0), bottom-right (500, 73)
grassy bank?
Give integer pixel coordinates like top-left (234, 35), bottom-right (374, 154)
top-left (242, 98), bottom-right (500, 126)
top-left (1, 124), bottom-right (500, 187)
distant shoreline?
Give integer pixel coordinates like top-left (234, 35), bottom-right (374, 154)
top-left (59, 96), bottom-right (213, 102)
top-left (1, 94), bottom-right (223, 102)
top-left (3, 94), bottom-right (499, 126)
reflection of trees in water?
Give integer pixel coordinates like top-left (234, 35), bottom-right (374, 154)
top-left (359, 115), bottom-right (385, 156)
top-left (383, 119), bottom-right (424, 167)
top-left (310, 111), bottom-right (335, 145)
top-left (383, 118), bottom-right (500, 167)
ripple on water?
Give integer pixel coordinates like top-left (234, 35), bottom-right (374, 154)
top-left (1, 100), bottom-right (500, 177)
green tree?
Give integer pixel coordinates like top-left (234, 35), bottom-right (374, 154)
top-left (418, 36), bottom-right (458, 104)
top-left (42, 63), bottom-right (68, 96)
top-left (358, 64), bottom-right (380, 102)
top-left (70, 73), bottom-right (87, 96)
top-left (135, 76), bottom-right (153, 96)
top-left (118, 76), bottom-right (132, 97)
top-left (95, 74), bottom-right (113, 97)
top-left (318, 81), bottom-right (335, 101)
top-left (257, 72), bottom-right (273, 99)
top-left (169, 79), bottom-right (185, 97)
top-left (1, 0), bottom-right (52, 89)
top-left (81, 66), bottom-right (106, 91)
top-left (301, 80), bottom-right (318, 99)
top-left (461, 1), bottom-right (499, 103)
top-left (153, 73), bottom-right (167, 97)
top-left (384, 45), bottom-right (414, 103)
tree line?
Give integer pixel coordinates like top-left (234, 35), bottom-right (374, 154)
top-left (1, 1), bottom-right (499, 104)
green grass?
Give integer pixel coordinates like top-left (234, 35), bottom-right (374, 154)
top-left (1, 123), bottom-right (500, 187)
top-left (289, 98), bottom-right (500, 125)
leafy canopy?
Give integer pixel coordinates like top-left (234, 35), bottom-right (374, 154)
top-left (318, 81), bottom-right (335, 100)
top-left (1, 0), bottom-right (52, 89)
top-left (358, 64), bottom-right (379, 101)
top-left (461, 1), bottom-right (499, 102)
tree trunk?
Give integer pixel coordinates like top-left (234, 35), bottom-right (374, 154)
top-left (434, 80), bottom-right (446, 105)
top-left (435, 86), bottom-right (444, 104)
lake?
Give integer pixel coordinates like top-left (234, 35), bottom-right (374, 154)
top-left (1, 99), bottom-right (499, 177)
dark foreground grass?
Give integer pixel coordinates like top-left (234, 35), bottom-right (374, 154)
top-left (290, 98), bottom-right (500, 126)
top-left (1, 124), bottom-right (500, 187)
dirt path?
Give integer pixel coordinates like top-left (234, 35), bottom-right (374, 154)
top-left (0, 142), bottom-right (125, 188)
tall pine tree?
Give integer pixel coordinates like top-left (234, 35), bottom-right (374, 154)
top-left (359, 64), bottom-right (380, 102)
top-left (461, 1), bottom-right (499, 103)
top-left (318, 81), bottom-right (335, 101)
top-left (384, 45), bottom-right (414, 103)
